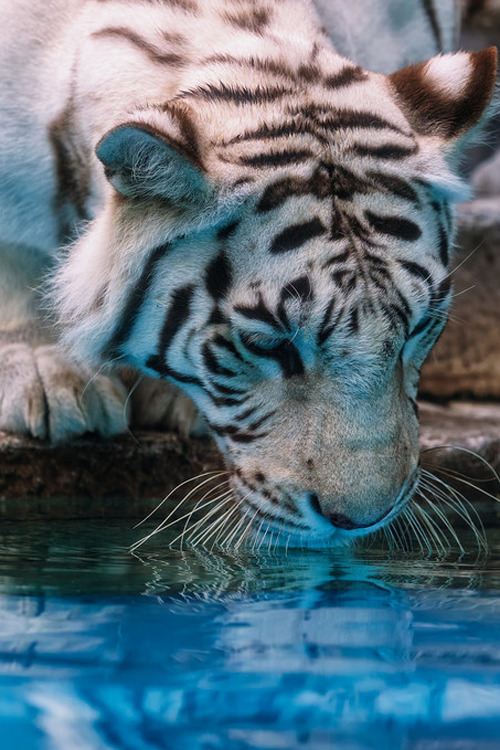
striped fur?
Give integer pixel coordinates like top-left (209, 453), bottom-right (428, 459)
top-left (0, 0), bottom-right (496, 545)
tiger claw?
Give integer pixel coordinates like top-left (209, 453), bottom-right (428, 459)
top-left (0, 343), bottom-right (129, 442)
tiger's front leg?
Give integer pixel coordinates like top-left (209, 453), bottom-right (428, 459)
top-left (0, 242), bottom-right (129, 442)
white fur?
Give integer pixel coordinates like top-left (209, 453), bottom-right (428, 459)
top-left (425, 52), bottom-right (472, 98)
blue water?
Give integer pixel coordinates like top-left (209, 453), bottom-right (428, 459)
top-left (0, 505), bottom-right (499, 750)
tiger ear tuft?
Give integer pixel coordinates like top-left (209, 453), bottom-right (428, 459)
top-left (96, 123), bottom-right (211, 203)
top-left (389, 47), bottom-right (497, 140)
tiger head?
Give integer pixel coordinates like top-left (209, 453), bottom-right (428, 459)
top-left (56, 47), bottom-right (496, 545)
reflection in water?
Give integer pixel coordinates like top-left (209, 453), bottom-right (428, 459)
top-left (0, 509), bottom-right (498, 749)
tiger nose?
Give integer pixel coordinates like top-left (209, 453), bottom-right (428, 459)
top-left (308, 493), bottom-right (393, 530)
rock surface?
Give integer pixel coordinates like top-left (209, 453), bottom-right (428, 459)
top-left (0, 400), bottom-right (498, 519)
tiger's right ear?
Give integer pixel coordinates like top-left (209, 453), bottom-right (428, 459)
top-left (389, 47), bottom-right (497, 141)
top-left (96, 122), bottom-right (212, 204)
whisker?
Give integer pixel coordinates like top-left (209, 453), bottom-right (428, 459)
top-left (421, 445), bottom-right (500, 493)
top-left (131, 480), bottom-right (229, 551)
top-left (253, 516), bottom-right (267, 552)
top-left (412, 502), bottom-right (448, 555)
top-left (209, 504), bottom-right (245, 549)
top-left (187, 494), bottom-right (238, 548)
top-left (172, 493), bottom-right (234, 548)
top-left (426, 465), bottom-right (500, 503)
top-left (419, 470), bottom-right (488, 552)
top-left (134, 470), bottom-right (226, 529)
top-left (416, 487), bottom-right (465, 553)
top-left (257, 520), bottom-right (272, 551)
top-left (178, 479), bottom-right (232, 551)
top-left (234, 507), bottom-right (260, 551)
top-left (223, 513), bottom-right (248, 549)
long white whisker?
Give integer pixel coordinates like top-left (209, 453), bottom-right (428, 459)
top-left (179, 479), bottom-right (231, 551)
top-left (131, 482), bottom-right (229, 551)
top-left (187, 495), bottom-right (238, 548)
top-left (206, 503), bottom-right (243, 549)
top-left (413, 501), bottom-right (450, 555)
top-left (421, 445), bottom-right (500, 493)
top-left (234, 508), bottom-right (260, 551)
top-left (420, 468), bottom-right (488, 536)
top-left (419, 470), bottom-right (488, 552)
top-left (172, 492), bottom-right (234, 548)
top-left (134, 470), bottom-right (226, 529)
top-left (417, 487), bottom-right (465, 553)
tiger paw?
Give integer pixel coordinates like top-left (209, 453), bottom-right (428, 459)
top-left (0, 343), bottom-right (129, 442)
top-left (122, 371), bottom-right (208, 438)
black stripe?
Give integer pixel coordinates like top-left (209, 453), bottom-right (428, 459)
top-left (208, 305), bottom-right (226, 325)
top-left (187, 82), bottom-right (294, 105)
top-left (227, 431), bottom-right (269, 443)
top-left (437, 223), bottom-right (449, 266)
top-left (276, 275), bottom-right (313, 329)
top-left (239, 334), bottom-right (305, 379)
top-left (211, 382), bottom-right (247, 396)
top-left (211, 423), bottom-right (269, 443)
top-left (322, 249), bottom-right (350, 268)
top-left (238, 148), bottom-right (313, 168)
top-left (399, 260), bottom-right (431, 283)
top-left (105, 241), bottom-right (171, 359)
top-left (329, 164), bottom-right (371, 201)
top-left (408, 313), bottom-right (433, 340)
top-left (212, 333), bottom-right (245, 361)
top-left (389, 303), bottom-right (410, 336)
top-left (257, 169), bottom-right (330, 213)
top-left (347, 305), bottom-right (359, 334)
top-left (146, 283), bottom-right (196, 376)
top-left (216, 219), bottom-right (240, 240)
top-left (408, 313), bottom-right (445, 345)
top-left (324, 66), bottom-right (367, 89)
top-left (92, 27), bottom-right (185, 66)
top-left (235, 405), bottom-right (259, 421)
top-left (352, 143), bottom-right (418, 160)
top-left (270, 218), bottom-right (326, 253)
top-left (234, 296), bottom-right (279, 328)
top-left (365, 211), bottom-right (422, 242)
top-left (331, 269), bottom-right (357, 291)
top-left (317, 298), bottom-right (337, 346)
top-left (430, 276), bottom-right (451, 305)
top-left (282, 275), bottom-right (312, 301)
top-left (206, 392), bottom-right (245, 408)
top-left (205, 250), bottom-right (232, 300)
top-left (228, 119), bottom-right (324, 145)
top-left (246, 411), bottom-right (276, 432)
top-left (202, 342), bottom-right (236, 377)
top-left (367, 171), bottom-right (420, 204)
top-left (322, 110), bottom-right (406, 135)
top-left (148, 361), bottom-right (201, 386)
top-left (394, 288), bottom-right (412, 319)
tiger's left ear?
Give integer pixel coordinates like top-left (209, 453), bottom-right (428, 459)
top-left (96, 120), bottom-right (212, 204)
top-left (389, 47), bottom-right (497, 140)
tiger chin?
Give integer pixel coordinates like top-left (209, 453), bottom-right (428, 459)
top-left (0, 0), bottom-right (496, 547)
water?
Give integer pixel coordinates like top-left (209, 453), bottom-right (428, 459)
top-left (0, 504), bottom-right (499, 750)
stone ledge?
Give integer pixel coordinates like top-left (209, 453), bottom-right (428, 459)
top-left (0, 400), bottom-right (498, 519)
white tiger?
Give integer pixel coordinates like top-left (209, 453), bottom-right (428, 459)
top-left (0, 0), bottom-right (496, 545)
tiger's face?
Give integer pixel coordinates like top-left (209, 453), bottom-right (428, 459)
top-left (188, 182), bottom-right (449, 543)
top-left (55, 46), bottom-right (496, 545)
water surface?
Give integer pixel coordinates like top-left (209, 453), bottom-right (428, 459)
top-left (0, 503), bottom-right (499, 749)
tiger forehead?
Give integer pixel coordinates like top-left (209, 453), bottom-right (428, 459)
top-left (219, 163), bottom-right (427, 276)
